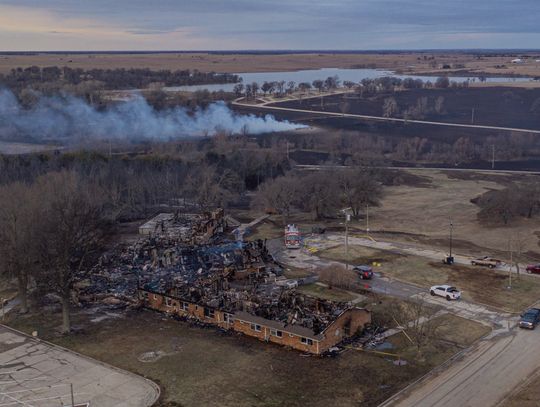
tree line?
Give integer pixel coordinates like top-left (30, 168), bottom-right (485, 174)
top-left (0, 66), bottom-right (239, 91)
top-left (252, 167), bottom-right (383, 220)
top-left (473, 181), bottom-right (540, 225)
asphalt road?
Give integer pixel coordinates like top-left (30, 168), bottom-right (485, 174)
top-left (268, 238), bottom-right (422, 299)
top-left (380, 327), bottom-right (540, 407)
top-left (269, 236), bottom-right (532, 407)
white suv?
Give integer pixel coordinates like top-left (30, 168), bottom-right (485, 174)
top-left (430, 285), bottom-right (461, 301)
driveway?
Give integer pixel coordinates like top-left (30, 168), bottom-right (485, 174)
top-left (0, 325), bottom-right (159, 407)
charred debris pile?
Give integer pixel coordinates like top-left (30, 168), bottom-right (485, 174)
top-left (75, 208), bottom-right (351, 336)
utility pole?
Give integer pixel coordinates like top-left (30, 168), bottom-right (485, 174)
top-left (366, 204), bottom-right (370, 235)
top-left (345, 212), bottom-right (350, 270)
top-left (509, 247), bottom-right (513, 289)
top-left (507, 237), bottom-right (513, 289)
top-left (471, 107), bottom-right (475, 124)
top-left (491, 144), bottom-right (495, 169)
top-left (70, 383), bottom-right (75, 407)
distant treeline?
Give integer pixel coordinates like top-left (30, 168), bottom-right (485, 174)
top-left (0, 66), bottom-right (239, 91)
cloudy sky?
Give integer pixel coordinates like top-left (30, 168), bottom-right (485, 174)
top-left (0, 0), bottom-right (539, 51)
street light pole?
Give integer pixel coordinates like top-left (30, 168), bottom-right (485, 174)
top-left (449, 221), bottom-right (453, 258)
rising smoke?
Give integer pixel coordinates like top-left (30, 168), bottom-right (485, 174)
top-left (0, 89), bottom-right (307, 141)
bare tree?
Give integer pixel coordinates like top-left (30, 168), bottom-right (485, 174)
top-left (252, 175), bottom-right (301, 222)
top-left (382, 97), bottom-right (399, 118)
top-left (390, 297), bottom-right (446, 353)
top-left (312, 79), bottom-right (324, 93)
top-left (508, 232), bottom-right (527, 279)
top-left (297, 172), bottom-right (340, 219)
top-left (233, 83), bottom-right (245, 98)
top-left (35, 171), bottom-right (108, 333)
top-left (337, 168), bottom-right (383, 218)
top-left (318, 265), bottom-right (357, 290)
top-left (287, 81), bottom-right (296, 94)
top-left (298, 82), bottom-right (312, 93)
top-left (0, 182), bottom-right (40, 313)
top-left (434, 96), bottom-right (446, 115)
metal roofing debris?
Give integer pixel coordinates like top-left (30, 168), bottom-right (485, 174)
top-left (75, 208), bottom-right (352, 338)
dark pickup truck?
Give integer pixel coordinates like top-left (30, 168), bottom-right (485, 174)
top-left (519, 308), bottom-right (540, 329)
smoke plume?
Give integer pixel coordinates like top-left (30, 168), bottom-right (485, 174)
top-left (0, 89), bottom-right (307, 141)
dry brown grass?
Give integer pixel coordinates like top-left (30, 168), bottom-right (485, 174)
top-left (5, 308), bottom-right (466, 407)
top-left (318, 244), bottom-right (540, 312)
top-left (372, 169), bottom-right (540, 258)
top-left (1, 52), bottom-right (540, 78)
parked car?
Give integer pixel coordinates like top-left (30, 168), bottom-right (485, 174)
top-left (430, 285), bottom-right (461, 301)
top-left (353, 265), bottom-right (373, 280)
top-left (519, 308), bottom-right (540, 329)
top-left (526, 264), bottom-right (540, 275)
top-left (471, 256), bottom-right (501, 268)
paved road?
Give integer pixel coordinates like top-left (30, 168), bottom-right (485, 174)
top-left (380, 327), bottom-right (540, 407)
top-left (295, 164), bottom-right (540, 176)
top-left (268, 236), bottom-right (533, 407)
top-left (267, 237), bottom-right (516, 331)
top-left (0, 325), bottom-right (159, 407)
top-left (233, 100), bottom-right (540, 135)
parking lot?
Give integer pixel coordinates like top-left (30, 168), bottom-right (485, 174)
top-left (0, 325), bottom-right (159, 407)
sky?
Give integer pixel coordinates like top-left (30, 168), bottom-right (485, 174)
top-left (0, 0), bottom-right (539, 51)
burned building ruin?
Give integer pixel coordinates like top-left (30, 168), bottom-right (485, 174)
top-left (80, 209), bottom-right (370, 355)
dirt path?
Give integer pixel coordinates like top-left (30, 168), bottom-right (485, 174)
top-left (380, 328), bottom-right (540, 407)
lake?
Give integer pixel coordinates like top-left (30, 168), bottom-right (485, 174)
top-left (164, 68), bottom-right (534, 93)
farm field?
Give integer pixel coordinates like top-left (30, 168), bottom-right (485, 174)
top-left (2, 51), bottom-right (540, 77)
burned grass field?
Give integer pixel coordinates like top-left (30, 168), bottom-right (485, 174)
top-left (272, 87), bottom-right (540, 130)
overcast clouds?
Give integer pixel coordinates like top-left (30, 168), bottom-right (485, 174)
top-left (0, 0), bottom-right (539, 50)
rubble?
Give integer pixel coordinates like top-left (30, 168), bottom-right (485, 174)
top-left (76, 208), bottom-right (371, 355)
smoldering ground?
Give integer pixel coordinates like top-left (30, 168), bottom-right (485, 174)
top-left (0, 90), bottom-right (306, 141)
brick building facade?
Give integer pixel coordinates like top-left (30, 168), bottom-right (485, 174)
top-left (140, 288), bottom-right (371, 355)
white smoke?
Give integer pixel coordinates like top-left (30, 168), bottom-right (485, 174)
top-left (0, 89), bottom-right (307, 140)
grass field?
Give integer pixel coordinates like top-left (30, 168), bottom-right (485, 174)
top-left (2, 52), bottom-right (540, 78)
top-left (318, 244), bottom-right (540, 312)
top-left (371, 170), bottom-right (540, 258)
top-left (4, 308), bottom-right (486, 407)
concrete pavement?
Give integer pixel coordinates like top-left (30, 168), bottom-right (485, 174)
top-left (0, 325), bottom-right (159, 407)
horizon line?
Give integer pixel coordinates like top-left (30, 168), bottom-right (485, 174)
top-left (1, 48), bottom-right (540, 55)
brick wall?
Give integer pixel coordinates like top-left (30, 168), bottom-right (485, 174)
top-left (232, 318), bottom-right (320, 354)
top-left (140, 290), bottom-right (370, 355)
top-left (318, 308), bottom-right (372, 353)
